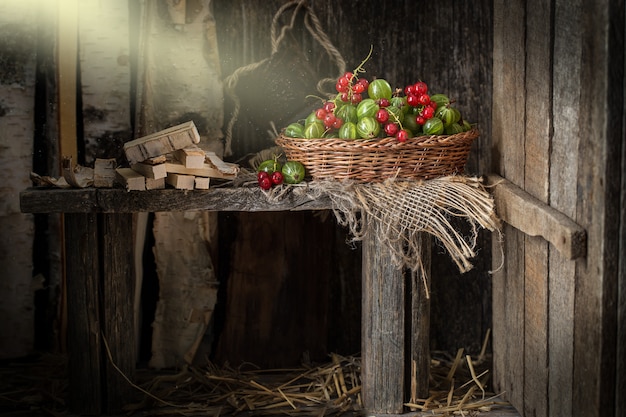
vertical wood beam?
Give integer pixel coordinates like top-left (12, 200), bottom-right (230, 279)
top-left (101, 213), bottom-right (136, 413)
top-left (56, 0), bottom-right (78, 166)
top-left (64, 213), bottom-right (102, 414)
top-left (361, 215), bottom-right (405, 414)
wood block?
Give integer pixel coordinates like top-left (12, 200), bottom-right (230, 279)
top-left (146, 177), bottom-right (165, 190)
top-left (164, 160), bottom-right (237, 179)
top-left (131, 162), bottom-right (167, 179)
top-left (122, 121), bottom-right (200, 165)
top-left (194, 177), bottom-right (210, 190)
top-left (166, 173), bottom-right (195, 190)
top-left (115, 168), bottom-right (145, 191)
top-left (174, 145), bottom-right (205, 169)
top-left (93, 158), bottom-right (117, 188)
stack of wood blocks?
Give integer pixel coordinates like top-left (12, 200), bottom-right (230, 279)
top-left (102, 121), bottom-right (238, 191)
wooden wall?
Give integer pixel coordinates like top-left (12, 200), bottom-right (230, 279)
top-left (491, 0), bottom-right (625, 416)
top-left (212, 0), bottom-right (494, 365)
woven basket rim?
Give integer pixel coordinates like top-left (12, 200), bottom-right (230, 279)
top-left (275, 127), bottom-right (479, 150)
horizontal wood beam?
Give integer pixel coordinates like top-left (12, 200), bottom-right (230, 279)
top-left (486, 174), bottom-right (586, 259)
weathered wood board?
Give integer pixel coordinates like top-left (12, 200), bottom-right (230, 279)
top-left (492, 1), bottom-right (625, 417)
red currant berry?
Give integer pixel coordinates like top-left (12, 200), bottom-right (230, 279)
top-left (357, 78), bottom-right (369, 90)
top-left (271, 171), bottom-right (284, 185)
top-left (405, 84), bottom-right (416, 96)
top-left (336, 81), bottom-right (348, 93)
top-left (323, 101), bottom-right (335, 112)
top-left (376, 108), bottom-right (390, 123)
top-left (377, 98), bottom-right (390, 107)
top-left (416, 115), bottom-right (426, 125)
top-left (258, 171), bottom-right (270, 181)
top-left (384, 122), bottom-right (399, 137)
top-left (422, 106), bottom-right (435, 119)
top-left (340, 92), bottom-right (350, 102)
top-left (429, 101), bottom-right (438, 110)
top-left (351, 93), bottom-right (362, 104)
top-left (323, 113), bottom-right (337, 128)
top-left (395, 129), bottom-right (409, 142)
top-left (415, 81), bottom-right (428, 95)
top-left (315, 108), bottom-right (327, 120)
top-left (258, 175), bottom-right (272, 190)
top-left (352, 82), bottom-right (365, 94)
top-left (406, 94), bottom-right (420, 107)
top-left (418, 94), bottom-right (430, 106)
top-left (342, 71), bottom-right (353, 81)
top-left (332, 117), bottom-right (343, 129)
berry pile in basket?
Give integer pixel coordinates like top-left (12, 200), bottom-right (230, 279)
top-left (283, 55), bottom-right (473, 142)
top-left (256, 157), bottom-right (305, 190)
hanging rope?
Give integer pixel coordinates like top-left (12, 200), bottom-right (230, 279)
top-left (222, 0), bottom-right (346, 156)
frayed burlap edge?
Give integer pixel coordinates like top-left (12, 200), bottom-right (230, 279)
top-left (304, 176), bottom-right (501, 275)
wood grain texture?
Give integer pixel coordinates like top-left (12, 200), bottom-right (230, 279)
top-left (64, 213), bottom-right (102, 414)
top-left (101, 213), bottom-right (136, 412)
top-left (492, 0), bottom-right (526, 411)
top-left (20, 187), bottom-right (334, 213)
top-left (361, 215), bottom-right (405, 414)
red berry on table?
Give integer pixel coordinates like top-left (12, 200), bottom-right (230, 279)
top-left (271, 171), bottom-right (284, 185)
top-left (323, 101), bottom-right (335, 112)
top-left (258, 175), bottom-right (272, 190)
top-left (258, 171), bottom-right (270, 181)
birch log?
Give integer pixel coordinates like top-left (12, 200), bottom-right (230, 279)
top-left (0, 1), bottom-right (37, 359)
top-left (135, 0), bottom-right (223, 368)
top-left (78, 0), bottom-right (132, 164)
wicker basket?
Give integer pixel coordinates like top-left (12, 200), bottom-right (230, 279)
top-left (275, 128), bottom-right (479, 182)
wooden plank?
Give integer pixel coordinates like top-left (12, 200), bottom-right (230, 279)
top-left (361, 214), bottom-right (405, 414)
top-left (166, 173), bottom-right (195, 190)
top-left (64, 213), bottom-right (102, 414)
top-left (101, 213), bottom-right (136, 413)
top-left (20, 187), bottom-right (335, 213)
top-left (407, 234), bottom-right (431, 403)
top-left (123, 121), bottom-right (200, 165)
top-left (131, 162), bottom-right (167, 179)
top-left (164, 160), bottom-right (237, 179)
top-left (572, 1), bottom-right (622, 416)
top-left (486, 176), bottom-right (586, 259)
top-left (115, 168), bottom-right (146, 191)
top-left (549, 1), bottom-right (583, 416)
top-left (146, 177), bottom-right (166, 190)
top-left (175, 145), bottom-right (205, 169)
top-left (491, 0), bottom-right (526, 411)
top-left (56, 0), bottom-right (78, 167)
top-left (194, 177), bottom-right (210, 190)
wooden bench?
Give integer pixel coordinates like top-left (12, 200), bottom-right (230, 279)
top-left (20, 186), bottom-right (431, 415)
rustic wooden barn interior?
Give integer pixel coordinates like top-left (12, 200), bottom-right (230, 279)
top-left (1, 0), bottom-right (624, 416)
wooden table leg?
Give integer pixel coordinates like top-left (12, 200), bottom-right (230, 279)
top-left (101, 213), bottom-right (136, 413)
top-left (361, 216), bottom-right (431, 415)
top-left (64, 213), bottom-right (103, 414)
top-left (64, 212), bottom-right (136, 414)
